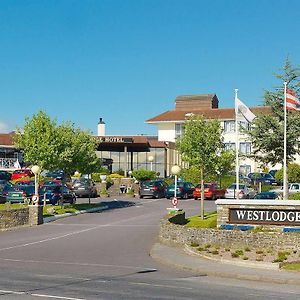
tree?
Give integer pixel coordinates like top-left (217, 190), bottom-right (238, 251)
top-left (246, 59), bottom-right (300, 167)
top-left (15, 111), bottom-right (100, 175)
top-left (176, 115), bottom-right (233, 219)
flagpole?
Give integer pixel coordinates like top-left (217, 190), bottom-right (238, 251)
top-left (283, 82), bottom-right (288, 200)
top-left (235, 89), bottom-right (239, 200)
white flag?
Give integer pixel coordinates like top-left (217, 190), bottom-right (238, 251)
top-left (13, 159), bottom-right (21, 169)
top-left (235, 98), bottom-right (256, 123)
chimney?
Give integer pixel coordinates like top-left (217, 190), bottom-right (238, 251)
top-left (97, 118), bottom-right (106, 136)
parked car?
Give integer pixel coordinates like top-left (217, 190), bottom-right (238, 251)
top-left (270, 183), bottom-right (300, 195)
top-left (72, 179), bottom-right (97, 197)
top-left (11, 169), bottom-right (34, 181)
top-left (0, 183), bottom-right (15, 203)
top-left (254, 192), bottom-right (280, 200)
top-left (225, 183), bottom-right (256, 199)
top-left (193, 183), bottom-right (225, 200)
top-left (6, 185), bottom-right (35, 203)
top-left (39, 184), bottom-right (76, 205)
top-left (165, 181), bottom-right (194, 199)
top-left (45, 170), bottom-right (65, 180)
top-left (139, 180), bottom-right (167, 199)
top-left (247, 172), bottom-right (277, 185)
top-left (0, 170), bottom-right (11, 181)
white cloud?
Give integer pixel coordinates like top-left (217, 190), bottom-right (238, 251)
top-left (0, 121), bottom-right (15, 133)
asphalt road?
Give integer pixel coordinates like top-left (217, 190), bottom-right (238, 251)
top-left (0, 196), bottom-right (299, 299)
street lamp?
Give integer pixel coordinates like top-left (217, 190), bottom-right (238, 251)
top-left (171, 165), bottom-right (181, 199)
top-left (128, 170), bottom-right (133, 177)
top-left (148, 155), bottom-right (154, 171)
top-left (31, 165), bottom-right (40, 204)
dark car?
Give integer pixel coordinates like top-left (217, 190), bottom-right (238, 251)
top-left (139, 180), bottom-right (167, 199)
top-left (45, 170), bottom-right (65, 181)
top-left (254, 192), bottom-right (280, 200)
top-left (165, 181), bottom-right (194, 199)
top-left (6, 185), bottom-right (35, 203)
top-left (0, 171), bottom-right (11, 181)
top-left (72, 179), bottom-right (97, 197)
top-left (0, 183), bottom-right (15, 203)
top-left (39, 185), bottom-right (76, 205)
top-left (247, 172), bottom-right (277, 185)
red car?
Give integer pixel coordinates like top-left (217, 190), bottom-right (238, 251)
top-left (11, 169), bottom-right (34, 181)
top-left (193, 183), bottom-right (225, 200)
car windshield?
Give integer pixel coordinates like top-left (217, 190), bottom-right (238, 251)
top-left (16, 185), bottom-right (35, 193)
top-left (41, 186), bottom-right (61, 193)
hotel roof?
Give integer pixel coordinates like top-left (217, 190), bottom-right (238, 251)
top-left (146, 106), bottom-right (271, 123)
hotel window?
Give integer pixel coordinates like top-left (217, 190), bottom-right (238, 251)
top-left (224, 142), bottom-right (235, 151)
top-left (224, 121), bottom-right (235, 133)
top-left (240, 165), bottom-right (251, 175)
top-left (239, 120), bottom-right (250, 131)
top-left (175, 123), bottom-right (184, 139)
top-left (239, 142), bottom-right (251, 154)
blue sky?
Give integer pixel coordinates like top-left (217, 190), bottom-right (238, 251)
top-left (0, 0), bottom-right (300, 135)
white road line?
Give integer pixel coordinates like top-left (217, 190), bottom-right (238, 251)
top-left (31, 293), bottom-right (85, 300)
top-left (0, 289), bottom-right (25, 295)
top-left (0, 257), bottom-right (157, 271)
top-left (0, 211), bottom-right (155, 252)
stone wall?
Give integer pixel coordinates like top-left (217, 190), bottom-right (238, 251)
top-left (159, 219), bottom-right (300, 251)
top-left (0, 205), bottom-right (43, 230)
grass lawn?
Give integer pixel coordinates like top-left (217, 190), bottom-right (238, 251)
top-left (0, 202), bottom-right (105, 217)
top-left (185, 211), bottom-right (217, 228)
top-left (282, 262), bottom-right (300, 271)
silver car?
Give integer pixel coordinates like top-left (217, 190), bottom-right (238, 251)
top-left (225, 183), bottom-right (256, 199)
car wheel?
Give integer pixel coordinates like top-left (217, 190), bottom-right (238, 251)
top-left (194, 197), bottom-right (198, 200)
top-left (139, 195), bottom-right (144, 199)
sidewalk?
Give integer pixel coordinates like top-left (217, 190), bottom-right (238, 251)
top-left (150, 242), bottom-right (300, 285)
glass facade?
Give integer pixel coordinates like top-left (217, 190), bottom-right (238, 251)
top-left (97, 147), bottom-right (168, 177)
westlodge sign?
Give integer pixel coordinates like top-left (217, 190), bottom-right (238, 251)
top-left (230, 208), bottom-right (300, 226)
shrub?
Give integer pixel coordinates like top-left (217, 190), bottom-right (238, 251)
top-left (190, 242), bottom-right (199, 247)
top-left (244, 247), bottom-right (251, 252)
top-left (231, 252), bottom-right (239, 258)
top-left (242, 256), bottom-right (249, 260)
top-left (275, 163), bottom-right (300, 183)
top-left (109, 173), bottom-right (124, 179)
top-left (289, 192), bottom-right (300, 200)
top-left (235, 249), bottom-right (244, 256)
top-left (131, 169), bottom-right (156, 181)
top-left (211, 250), bottom-right (219, 255)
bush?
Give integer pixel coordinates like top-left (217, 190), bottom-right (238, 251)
top-left (275, 163), bottom-right (300, 183)
top-left (131, 169), bottom-right (156, 181)
top-left (289, 192), bottom-right (300, 200)
top-left (109, 173), bottom-right (124, 179)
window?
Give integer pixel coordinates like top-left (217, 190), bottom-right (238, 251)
top-left (239, 142), bottom-right (251, 154)
top-left (240, 165), bottom-right (251, 175)
top-left (224, 121), bottom-right (235, 133)
top-left (224, 143), bottom-right (235, 151)
top-left (175, 123), bottom-right (184, 139)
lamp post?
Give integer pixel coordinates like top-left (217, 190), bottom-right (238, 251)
top-left (31, 165), bottom-right (40, 204)
top-left (128, 170), bottom-right (133, 178)
top-left (148, 155), bottom-right (154, 171)
top-left (171, 165), bottom-right (181, 199)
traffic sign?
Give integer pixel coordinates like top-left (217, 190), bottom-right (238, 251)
top-left (32, 195), bottom-right (39, 204)
top-left (171, 197), bottom-right (178, 207)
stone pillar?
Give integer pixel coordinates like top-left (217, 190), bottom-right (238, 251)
top-left (28, 205), bottom-right (43, 226)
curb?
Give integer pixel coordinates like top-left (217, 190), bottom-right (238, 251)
top-left (43, 205), bottom-right (109, 223)
top-left (150, 243), bottom-right (300, 285)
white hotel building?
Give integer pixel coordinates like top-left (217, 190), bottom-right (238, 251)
top-left (146, 94), bottom-right (271, 176)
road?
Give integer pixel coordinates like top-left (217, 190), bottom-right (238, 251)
top-left (0, 196), bottom-right (299, 299)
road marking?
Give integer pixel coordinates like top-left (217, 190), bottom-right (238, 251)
top-left (0, 289), bottom-right (25, 295)
top-left (0, 211), bottom-right (156, 252)
top-left (0, 257), bottom-right (157, 271)
top-left (31, 294), bottom-right (85, 300)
